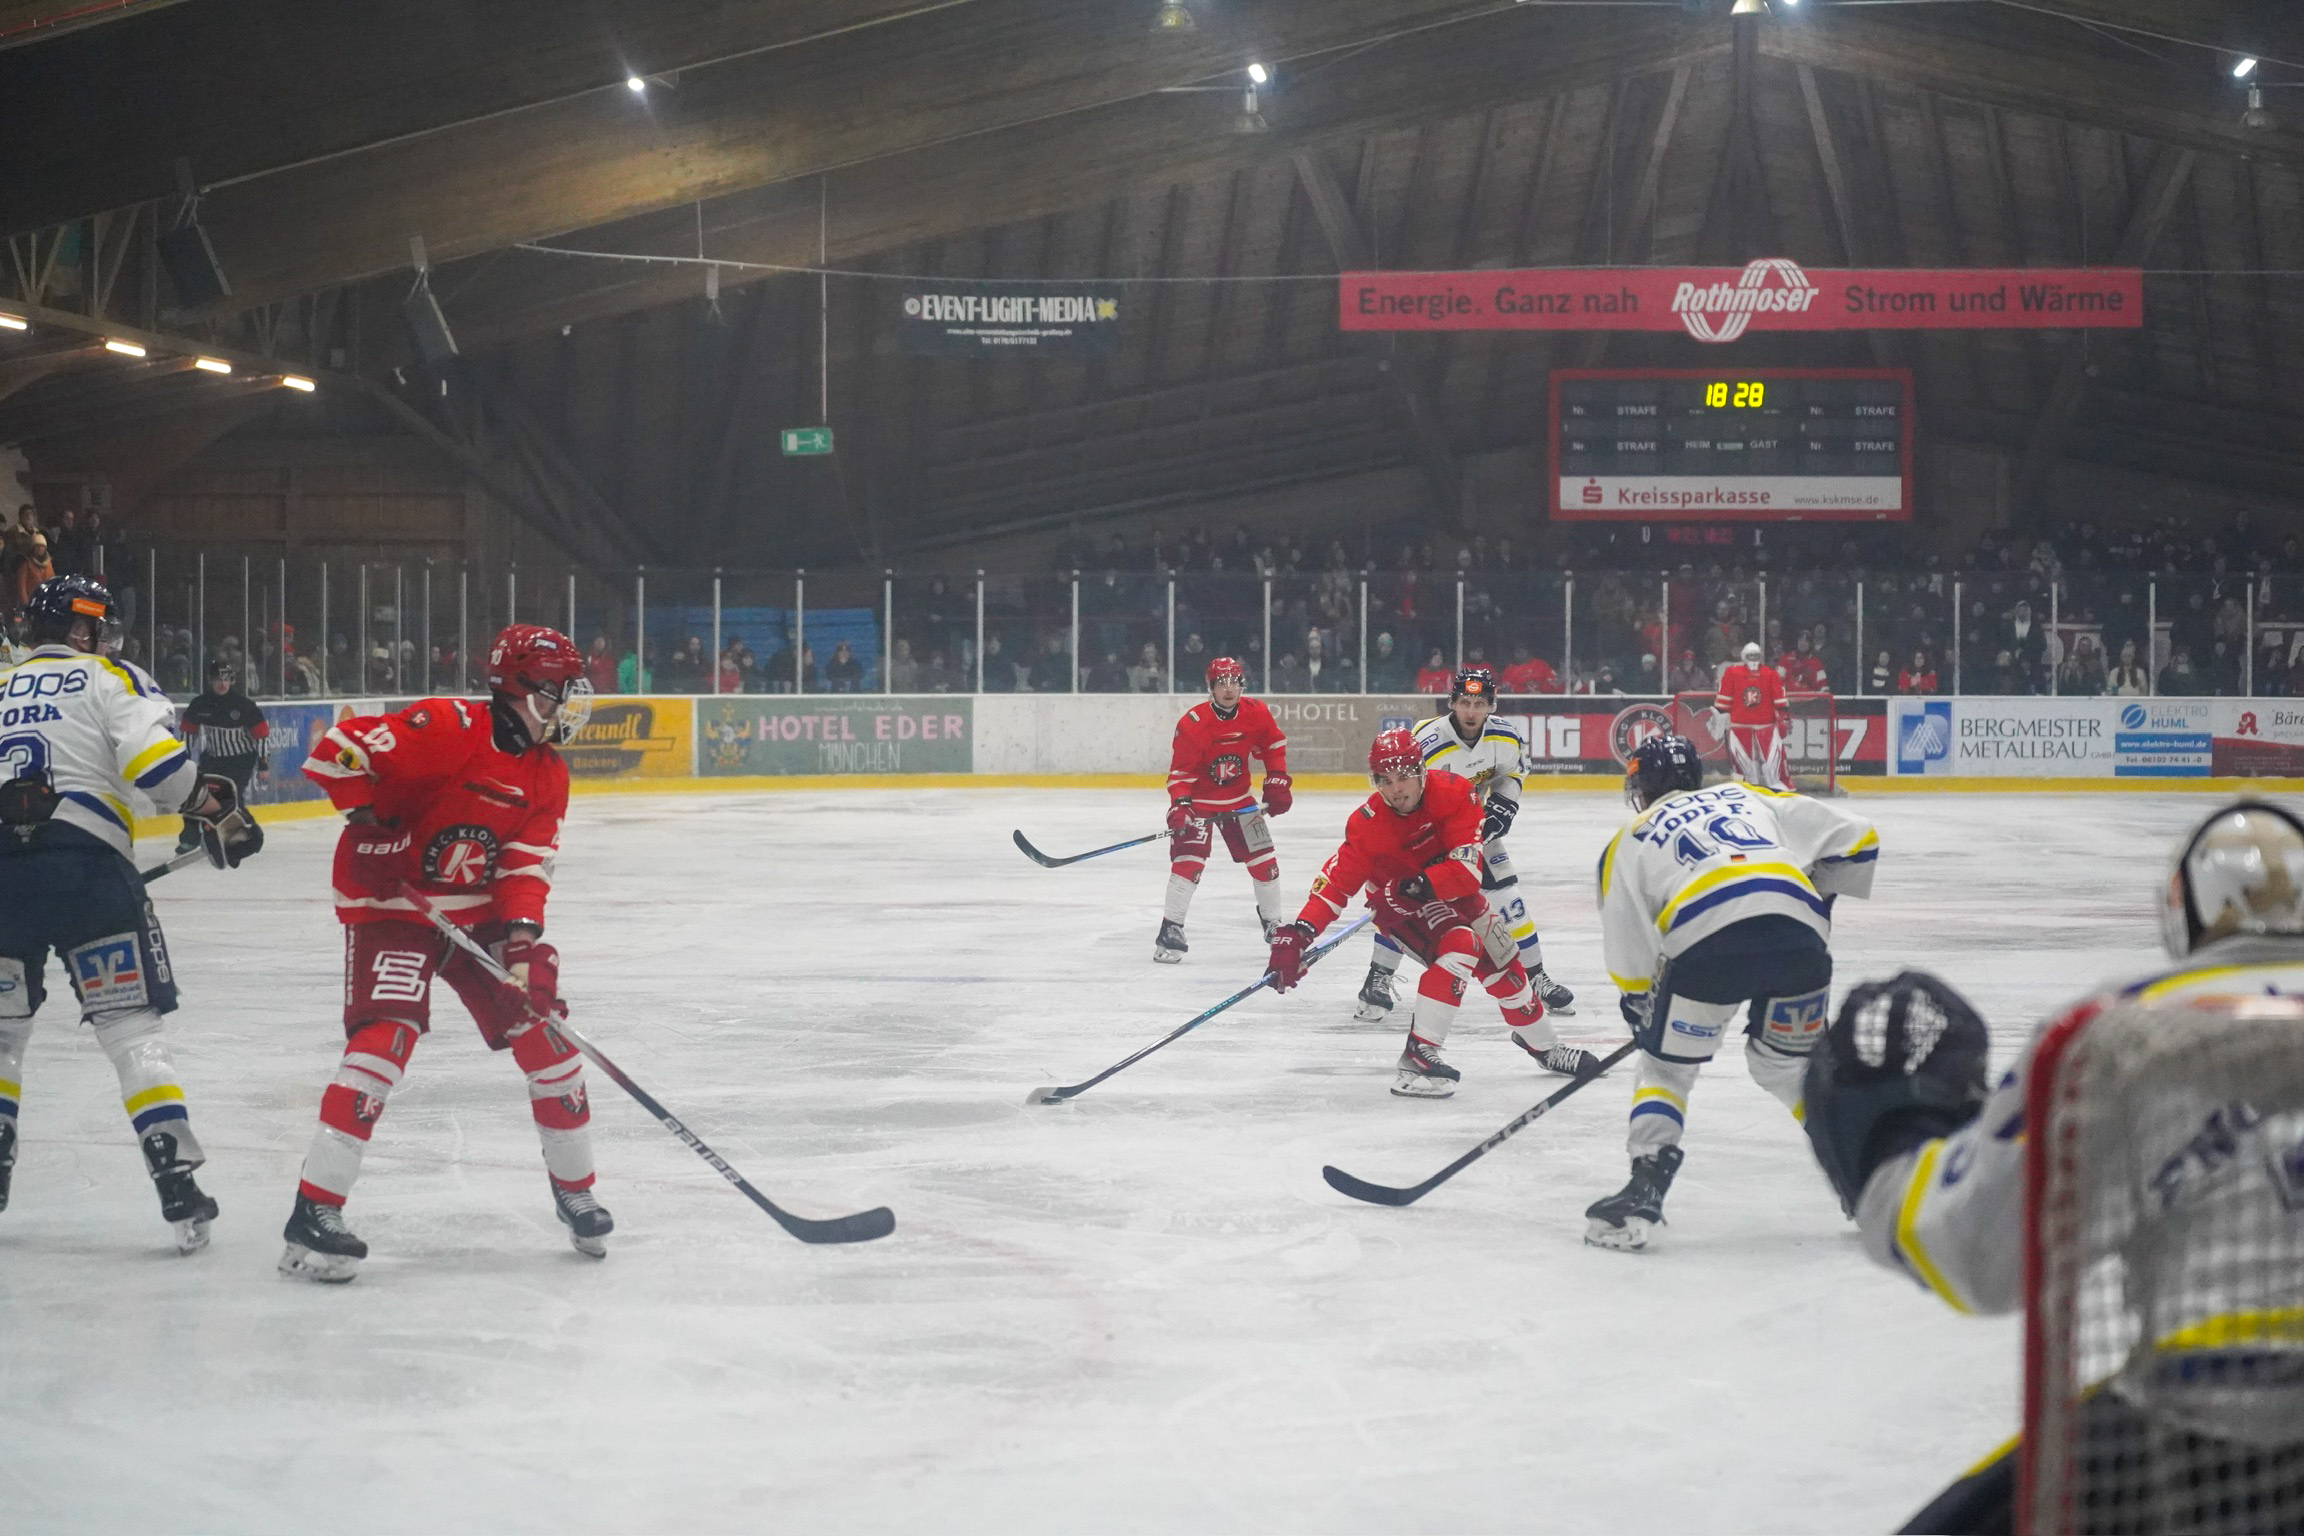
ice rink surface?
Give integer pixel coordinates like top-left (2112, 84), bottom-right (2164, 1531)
top-left (0, 787), bottom-right (2240, 1533)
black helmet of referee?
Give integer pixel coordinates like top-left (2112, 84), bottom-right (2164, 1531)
top-left (25, 574), bottom-right (117, 649)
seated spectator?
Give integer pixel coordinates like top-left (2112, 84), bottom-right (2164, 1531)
top-left (1366, 631), bottom-right (1410, 692)
top-left (1896, 649), bottom-right (1939, 695)
top-left (716, 646), bottom-right (743, 695)
top-left (1413, 648), bottom-right (1453, 695)
top-left (617, 644), bottom-right (653, 693)
top-left (1634, 652), bottom-right (1662, 694)
top-left (1867, 649), bottom-right (1894, 694)
top-left (2105, 639), bottom-right (2149, 696)
top-left (979, 633), bottom-right (1014, 692)
top-left (665, 635), bottom-right (709, 692)
top-left (888, 638), bottom-right (922, 693)
top-left (825, 639), bottom-right (866, 692)
top-left (1667, 648), bottom-right (1708, 694)
top-left (2256, 635), bottom-right (2291, 697)
top-left (584, 635), bottom-right (618, 694)
top-left (1126, 642), bottom-right (1164, 693)
top-left (1580, 663), bottom-right (1624, 697)
top-left (1780, 631), bottom-right (1828, 693)
top-left (924, 649), bottom-right (961, 693)
top-left (2056, 633), bottom-right (2106, 696)
top-left (1499, 643), bottom-right (1559, 696)
top-left (2158, 645), bottom-right (2202, 697)
top-left (1085, 650), bottom-right (1129, 693)
top-left (1271, 650), bottom-right (1306, 693)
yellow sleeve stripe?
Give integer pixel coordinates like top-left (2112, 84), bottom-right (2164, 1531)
top-left (1960, 1435), bottom-right (2022, 1481)
top-left (1609, 971), bottom-right (1651, 994)
top-left (1845, 828), bottom-right (1881, 856)
top-left (1599, 828), bottom-right (1627, 900)
top-left (1895, 1142), bottom-right (1972, 1314)
top-left (2131, 962), bottom-right (2286, 1003)
top-left (97, 656), bottom-right (151, 697)
top-left (123, 1084), bottom-right (186, 1114)
top-left (125, 738), bottom-right (184, 781)
top-left (1631, 1085), bottom-right (1687, 1113)
top-left (1654, 861), bottom-right (1818, 934)
top-left (2153, 1306), bottom-right (2304, 1352)
top-left (0, 1077), bottom-right (20, 1100)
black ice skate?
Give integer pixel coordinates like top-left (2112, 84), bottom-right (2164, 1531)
top-left (554, 1183), bottom-right (614, 1258)
top-left (142, 1129), bottom-right (217, 1254)
top-left (279, 1193), bottom-right (368, 1283)
top-left (1353, 962), bottom-right (1397, 1023)
top-left (1512, 1034), bottom-right (1606, 1080)
top-left (1530, 966), bottom-right (1576, 1015)
top-left (1154, 919), bottom-right (1188, 964)
top-left (0, 1119), bottom-right (15, 1213)
top-left (1584, 1145), bottom-right (1685, 1252)
top-left (1390, 1034), bottom-right (1461, 1099)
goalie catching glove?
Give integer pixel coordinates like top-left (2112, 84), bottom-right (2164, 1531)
top-left (181, 772), bottom-right (265, 868)
top-left (1802, 970), bottom-right (1991, 1216)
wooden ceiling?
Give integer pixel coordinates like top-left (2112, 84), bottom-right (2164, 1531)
top-left (4, 0), bottom-right (2302, 568)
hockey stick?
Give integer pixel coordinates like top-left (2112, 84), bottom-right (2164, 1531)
top-left (401, 885), bottom-right (895, 1246)
top-left (1321, 1039), bottom-right (1639, 1207)
top-left (1011, 807), bottom-right (1253, 869)
top-left (138, 847), bottom-right (211, 883)
top-left (1026, 910), bottom-right (1374, 1105)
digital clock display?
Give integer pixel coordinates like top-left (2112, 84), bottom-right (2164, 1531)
top-left (1550, 368), bottom-right (1913, 522)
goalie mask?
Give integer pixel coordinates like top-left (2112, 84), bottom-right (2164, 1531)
top-left (2161, 801), bottom-right (2304, 959)
top-left (487, 624), bottom-right (592, 753)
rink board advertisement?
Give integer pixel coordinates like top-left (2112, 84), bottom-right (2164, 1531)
top-left (1367, 695), bottom-right (1886, 778)
top-left (1889, 698), bottom-right (2304, 778)
top-left (697, 698), bottom-right (972, 776)
top-left (562, 697), bottom-right (693, 780)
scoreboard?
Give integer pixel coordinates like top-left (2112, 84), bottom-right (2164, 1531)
top-left (1551, 368), bottom-right (1913, 522)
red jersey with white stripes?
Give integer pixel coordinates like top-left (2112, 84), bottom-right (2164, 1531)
top-left (304, 697), bottom-right (568, 929)
top-left (1167, 696), bottom-right (1288, 813)
top-left (1297, 768), bottom-right (1485, 938)
top-left (1714, 662), bottom-right (1789, 727)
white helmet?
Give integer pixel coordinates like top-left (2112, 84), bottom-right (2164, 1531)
top-left (2160, 801), bottom-right (2304, 958)
top-left (1741, 642), bottom-right (1762, 665)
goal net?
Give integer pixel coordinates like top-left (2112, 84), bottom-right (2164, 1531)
top-left (1669, 690), bottom-right (1838, 794)
top-left (2022, 992), bottom-right (2304, 1535)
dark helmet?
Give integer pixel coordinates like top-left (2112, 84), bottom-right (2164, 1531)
top-left (26, 574), bottom-right (119, 650)
top-left (1626, 733), bottom-right (1704, 811)
top-left (206, 657), bottom-right (237, 685)
top-left (1451, 666), bottom-right (1496, 704)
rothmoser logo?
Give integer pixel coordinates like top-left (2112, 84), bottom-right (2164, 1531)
top-left (1672, 259), bottom-right (1819, 343)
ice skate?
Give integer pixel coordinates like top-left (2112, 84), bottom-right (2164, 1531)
top-left (1584, 1145), bottom-right (1684, 1252)
top-left (1513, 1034), bottom-right (1605, 1080)
top-left (554, 1183), bottom-right (614, 1258)
top-left (1390, 1035), bottom-right (1461, 1099)
top-left (1352, 962), bottom-right (1397, 1022)
top-left (1529, 966), bottom-right (1575, 1015)
top-left (154, 1168), bottom-right (219, 1253)
top-left (1154, 919), bottom-right (1188, 964)
top-left (279, 1193), bottom-right (368, 1283)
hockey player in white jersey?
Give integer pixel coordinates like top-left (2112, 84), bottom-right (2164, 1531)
top-left (0, 576), bottom-right (261, 1252)
top-left (1585, 732), bottom-right (1878, 1250)
top-left (1355, 667), bottom-right (1575, 1022)
top-left (1802, 802), bottom-right (2304, 1534)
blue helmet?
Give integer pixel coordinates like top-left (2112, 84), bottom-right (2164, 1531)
top-left (1626, 732), bottom-right (1704, 811)
top-left (25, 574), bottom-right (118, 648)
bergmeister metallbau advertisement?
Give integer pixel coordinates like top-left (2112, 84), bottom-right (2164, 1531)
top-left (698, 698), bottom-right (972, 776)
top-left (1889, 698), bottom-right (2304, 777)
top-left (897, 280), bottom-right (1123, 356)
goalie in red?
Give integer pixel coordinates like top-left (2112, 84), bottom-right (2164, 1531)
top-left (278, 623), bottom-right (605, 1283)
top-left (1156, 656), bottom-right (1291, 963)
top-left (1264, 729), bottom-right (1601, 1097)
top-left (1711, 641), bottom-right (1791, 792)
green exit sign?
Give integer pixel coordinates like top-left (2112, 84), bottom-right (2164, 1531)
top-left (780, 426), bottom-right (834, 456)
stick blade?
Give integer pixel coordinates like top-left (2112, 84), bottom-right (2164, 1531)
top-left (1023, 1084), bottom-right (1074, 1106)
top-left (772, 1204), bottom-right (896, 1245)
top-left (1321, 1163), bottom-right (1428, 1207)
top-left (1011, 830), bottom-right (1061, 868)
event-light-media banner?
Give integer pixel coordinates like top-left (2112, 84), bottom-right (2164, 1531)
top-left (1339, 260), bottom-right (2143, 341)
top-left (897, 280), bottom-right (1123, 356)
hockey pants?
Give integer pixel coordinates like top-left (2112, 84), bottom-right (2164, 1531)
top-left (1627, 916), bottom-right (1831, 1157)
top-left (1165, 808), bottom-right (1283, 929)
top-left (1372, 839), bottom-right (1546, 977)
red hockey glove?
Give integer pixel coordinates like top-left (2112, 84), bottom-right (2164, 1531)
top-left (340, 816), bottom-right (413, 901)
top-left (1266, 920), bottom-right (1317, 992)
top-left (1166, 799), bottom-right (1201, 835)
top-left (1261, 772), bottom-right (1293, 817)
top-left (501, 929), bottom-right (567, 1022)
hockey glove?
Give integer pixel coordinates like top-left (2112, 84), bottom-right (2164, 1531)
top-left (1803, 971), bottom-right (1991, 1217)
top-left (183, 772), bottom-right (264, 868)
top-left (1166, 799), bottom-right (1201, 835)
top-left (1480, 797), bottom-right (1518, 842)
top-left (1706, 706), bottom-right (1731, 737)
top-left (1265, 920), bottom-right (1316, 992)
top-left (501, 929), bottom-right (567, 1023)
top-left (1261, 773), bottom-right (1293, 817)
top-left (340, 816), bottom-right (414, 900)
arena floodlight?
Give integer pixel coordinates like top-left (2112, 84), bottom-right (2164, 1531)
top-left (2234, 56), bottom-right (2259, 79)
top-left (1247, 62), bottom-right (1269, 85)
top-left (104, 338), bottom-right (148, 357)
top-left (279, 374), bottom-right (317, 393)
top-left (0, 312), bottom-right (26, 331)
top-left (626, 75), bottom-right (646, 92)
top-left (193, 356), bottom-right (232, 374)
top-left (1152, 1), bottom-right (1194, 34)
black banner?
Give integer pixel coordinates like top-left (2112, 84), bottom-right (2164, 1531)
top-left (897, 280), bottom-right (1124, 356)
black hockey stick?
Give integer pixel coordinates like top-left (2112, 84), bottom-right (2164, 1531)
top-left (138, 847), bottom-right (211, 883)
top-left (1321, 1038), bottom-right (1639, 1207)
top-left (403, 885), bottom-right (894, 1246)
top-left (1026, 911), bottom-right (1374, 1105)
top-left (1012, 807), bottom-right (1253, 869)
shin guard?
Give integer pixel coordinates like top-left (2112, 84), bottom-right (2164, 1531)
top-left (94, 1008), bottom-right (207, 1172)
top-left (298, 1019), bottom-right (417, 1206)
top-left (513, 1023), bottom-right (595, 1192)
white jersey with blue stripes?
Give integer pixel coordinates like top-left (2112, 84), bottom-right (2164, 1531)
top-left (1411, 713), bottom-right (1524, 810)
top-left (0, 644), bottom-right (196, 856)
top-left (1597, 781), bottom-right (1879, 999)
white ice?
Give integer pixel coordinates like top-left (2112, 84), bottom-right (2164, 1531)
top-left (0, 789), bottom-right (2232, 1533)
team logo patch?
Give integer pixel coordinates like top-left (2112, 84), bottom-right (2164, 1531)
top-left (1207, 753), bottom-right (1246, 787)
top-left (69, 935), bottom-right (150, 1012)
top-left (424, 825), bottom-right (502, 886)
top-left (1608, 704), bottom-right (1676, 768)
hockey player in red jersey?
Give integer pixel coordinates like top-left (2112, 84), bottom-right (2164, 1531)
top-left (278, 623), bottom-right (605, 1282)
top-left (1711, 641), bottom-right (1791, 792)
top-left (1156, 656), bottom-right (1291, 963)
top-left (1265, 729), bottom-right (1601, 1097)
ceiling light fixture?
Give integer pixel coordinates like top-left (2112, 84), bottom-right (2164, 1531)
top-left (626, 75), bottom-right (646, 92)
top-left (2234, 56), bottom-right (2259, 79)
top-left (104, 338), bottom-right (148, 357)
top-left (0, 313), bottom-right (26, 331)
top-left (1152, 1), bottom-right (1194, 34)
top-left (279, 374), bottom-right (317, 393)
top-left (193, 356), bottom-right (232, 374)
top-left (1247, 62), bottom-right (1269, 85)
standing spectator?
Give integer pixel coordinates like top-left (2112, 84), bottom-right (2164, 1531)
top-left (617, 643), bottom-right (654, 693)
top-left (2158, 645), bottom-right (2202, 697)
top-left (2001, 600), bottom-right (2047, 691)
top-left (12, 528), bottom-right (54, 613)
top-left (1779, 631), bottom-right (1829, 693)
top-left (1500, 641), bottom-right (1559, 696)
top-left (888, 638), bottom-right (922, 693)
top-left (1126, 642), bottom-right (1164, 693)
top-left (715, 646), bottom-right (743, 695)
top-left (2256, 634), bottom-right (2291, 697)
top-left (583, 635), bottom-right (617, 695)
top-left (1667, 648), bottom-right (1708, 694)
top-left (825, 639), bottom-right (867, 692)
top-left (1413, 648), bottom-right (1453, 695)
top-left (47, 507), bottom-right (93, 576)
top-left (1025, 632), bottom-right (1070, 693)
top-left (1366, 632), bottom-right (1410, 692)
top-left (1700, 598), bottom-right (1741, 670)
top-left (2105, 639), bottom-right (2149, 696)
top-left (1896, 649), bottom-right (1939, 695)
top-left (1868, 649), bottom-right (1895, 694)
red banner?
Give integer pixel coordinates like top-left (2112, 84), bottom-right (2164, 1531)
top-left (1339, 259), bottom-right (2144, 341)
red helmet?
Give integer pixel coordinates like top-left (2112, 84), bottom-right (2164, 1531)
top-left (487, 624), bottom-right (591, 746)
top-left (1369, 727), bottom-right (1423, 781)
top-left (1207, 656), bottom-right (1247, 689)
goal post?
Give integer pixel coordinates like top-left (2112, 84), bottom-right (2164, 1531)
top-left (1668, 690), bottom-right (1838, 794)
top-left (2020, 992), bottom-right (2304, 1535)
